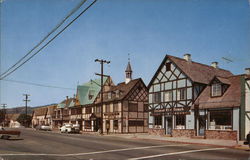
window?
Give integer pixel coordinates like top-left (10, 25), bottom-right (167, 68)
top-left (113, 120), bottom-right (118, 130)
top-left (85, 107), bottom-right (92, 114)
top-left (85, 120), bottom-right (91, 129)
top-left (128, 103), bottom-right (138, 112)
top-left (105, 104), bottom-right (110, 113)
top-left (96, 106), bottom-right (101, 113)
top-left (177, 88), bottom-right (186, 100)
top-left (113, 103), bottom-right (119, 112)
top-left (164, 91), bottom-right (172, 102)
top-left (175, 115), bottom-right (185, 129)
top-left (212, 83), bottom-right (222, 97)
top-left (154, 116), bottom-right (162, 126)
top-left (152, 92), bottom-right (161, 103)
top-left (128, 120), bottom-right (144, 126)
top-left (209, 110), bottom-right (232, 130)
top-left (166, 62), bottom-right (171, 71)
top-left (88, 90), bottom-right (94, 100)
top-left (108, 92), bottom-right (112, 99)
top-left (115, 90), bottom-right (120, 98)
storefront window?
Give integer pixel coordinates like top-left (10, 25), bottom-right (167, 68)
top-left (175, 115), bottom-right (185, 129)
top-left (85, 120), bottom-right (91, 129)
top-left (113, 120), bottom-right (118, 130)
top-left (209, 110), bottom-right (232, 130)
top-left (154, 115), bottom-right (162, 127)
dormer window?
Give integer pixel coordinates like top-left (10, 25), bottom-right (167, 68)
top-left (88, 90), bottom-right (94, 100)
top-left (212, 83), bottom-right (222, 97)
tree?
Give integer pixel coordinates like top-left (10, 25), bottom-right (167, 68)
top-left (17, 114), bottom-right (32, 127)
top-left (0, 110), bottom-right (4, 124)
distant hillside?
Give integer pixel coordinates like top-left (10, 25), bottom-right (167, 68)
top-left (5, 104), bottom-right (57, 114)
top-left (6, 106), bottom-right (35, 114)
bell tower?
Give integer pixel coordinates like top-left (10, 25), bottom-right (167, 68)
top-left (125, 54), bottom-right (133, 84)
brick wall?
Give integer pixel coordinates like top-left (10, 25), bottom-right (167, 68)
top-left (172, 129), bottom-right (195, 138)
top-left (205, 130), bottom-right (237, 140)
top-left (148, 128), bottom-right (165, 136)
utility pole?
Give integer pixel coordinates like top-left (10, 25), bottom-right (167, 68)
top-left (23, 94), bottom-right (30, 127)
top-left (1, 104), bottom-right (7, 127)
top-left (95, 59), bottom-right (110, 134)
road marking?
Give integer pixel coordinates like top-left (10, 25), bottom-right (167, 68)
top-left (0, 144), bottom-right (188, 157)
top-left (128, 147), bottom-right (226, 160)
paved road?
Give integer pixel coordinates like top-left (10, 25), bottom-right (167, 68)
top-left (0, 129), bottom-right (249, 160)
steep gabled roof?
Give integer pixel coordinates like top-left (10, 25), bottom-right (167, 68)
top-left (77, 77), bottom-right (108, 105)
top-left (193, 75), bottom-right (242, 109)
top-left (95, 78), bottom-right (145, 103)
top-left (33, 107), bottom-right (48, 116)
top-left (148, 54), bottom-right (233, 87)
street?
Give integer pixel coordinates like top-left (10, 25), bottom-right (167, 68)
top-left (0, 129), bottom-right (249, 160)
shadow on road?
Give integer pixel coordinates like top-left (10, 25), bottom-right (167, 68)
top-left (1, 138), bottom-right (24, 141)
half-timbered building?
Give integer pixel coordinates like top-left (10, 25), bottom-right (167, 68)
top-left (147, 54), bottom-right (245, 139)
top-left (82, 61), bottom-right (148, 133)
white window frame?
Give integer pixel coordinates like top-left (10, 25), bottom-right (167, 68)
top-left (212, 83), bottom-right (222, 97)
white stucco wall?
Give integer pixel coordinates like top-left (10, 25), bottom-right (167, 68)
top-left (186, 111), bottom-right (194, 129)
top-left (233, 108), bottom-right (239, 131)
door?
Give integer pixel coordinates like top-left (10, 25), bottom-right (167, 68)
top-left (198, 115), bottom-right (206, 136)
top-left (165, 116), bottom-right (172, 135)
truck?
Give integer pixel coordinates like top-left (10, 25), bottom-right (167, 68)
top-left (60, 124), bottom-right (80, 134)
top-left (0, 126), bottom-right (21, 140)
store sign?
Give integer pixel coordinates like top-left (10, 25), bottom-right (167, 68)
top-left (151, 107), bottom-right (191, 115)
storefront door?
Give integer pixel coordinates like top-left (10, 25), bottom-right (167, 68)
top-left (198, 115), bottom-right (206, 136)
top-left (165, 116), bottom-right (172, 135)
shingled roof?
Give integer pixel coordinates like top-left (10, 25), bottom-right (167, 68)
top-left (193, 75), bottom-right (242, 109)
top-left (149, 54), bottom-right (233, 87)
top-left (33, 107), bottom-right (48, 116)
top-left (168, 55), bottom-right (233, 84)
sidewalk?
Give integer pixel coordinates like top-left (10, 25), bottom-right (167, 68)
top-left (104, 133), bottom-right (250, 150)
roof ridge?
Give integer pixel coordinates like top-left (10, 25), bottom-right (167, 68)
top-left (168, 55), bottom-right (231, 73)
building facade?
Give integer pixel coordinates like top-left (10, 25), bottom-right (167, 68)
top-left (82, 62), bottom-right (148, 133)
top-left (148, 54), bottom-right (245, 140)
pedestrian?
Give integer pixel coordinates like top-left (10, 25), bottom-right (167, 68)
top-left (247, 131), bottom-right (250, 150)
top-left (106, 122), bottom-right (110, 135)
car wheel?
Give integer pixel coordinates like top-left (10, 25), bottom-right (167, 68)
top-left (2, 135), bottom-right (10, 140)
top-left (65, 130), bottom-right (68, 133)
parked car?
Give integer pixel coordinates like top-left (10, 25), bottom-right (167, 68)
top-left (0, 126), bottom-right (21, 140)
top-left (60, 124), bottom-right (80, 134)
top-left (35, 125), bottom-right (52, 131)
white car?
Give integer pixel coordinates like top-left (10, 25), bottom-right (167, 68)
top-left (36, 125), bottom-right (52, 131)
top-left (60, 124), bottom-right (80, 134)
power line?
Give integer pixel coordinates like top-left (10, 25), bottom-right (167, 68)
top-left (1, 79), bottom-right (75, 90)
top-left (0, 0), bottom-right (97, 80)
top-left (0, 0), bottom-right (87, 78)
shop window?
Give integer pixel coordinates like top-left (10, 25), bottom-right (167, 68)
top-left (177, 88), bottom-right (186, 100)
top-left (211, 83), bottom-right (222, 97)
top-left (113, 120), bottom-right (118, 130)
top-left (209, 110), bottom-right (232, 130)
top-left (152, 92), bottom-right (161, 103)
top-left (86, 107), bottom-right (92, 114)
top-left (128, 120), bottom-right (144, 126)
top-left (128, 103), bottom-right (138, 112)
top-left (85, 120), bottom-right (91, 129)
top-left (175, 115), bottom-right (185, 129)
top-left (154, 116), bottom-right (162, 126)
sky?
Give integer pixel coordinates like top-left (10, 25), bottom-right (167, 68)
top-left (0, 0), bottom-right (250, 108)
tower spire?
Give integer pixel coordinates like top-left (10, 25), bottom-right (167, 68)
top-left (125, 53), bottom-right (132, 84)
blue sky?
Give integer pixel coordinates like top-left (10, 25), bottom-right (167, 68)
top-left (1, 0), bottom-right (249, 108)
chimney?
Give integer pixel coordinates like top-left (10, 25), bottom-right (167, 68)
top-left (183, 54), bottom-right (191, 62)
top-left (245, 68), bottom-right (250, 75)
top-left (211, 62), bottom-right (218, 68)
top-left (66, 96), bottom-right (69, 104)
